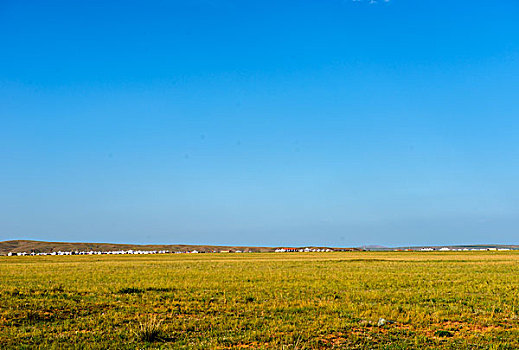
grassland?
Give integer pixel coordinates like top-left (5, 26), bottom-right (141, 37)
top-left (1, 252), bottom-right (519, 349)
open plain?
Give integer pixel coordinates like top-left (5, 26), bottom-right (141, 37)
top-left (1, 251), bottom-right (519, 349)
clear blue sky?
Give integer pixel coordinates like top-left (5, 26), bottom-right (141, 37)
top-left (1, 0), bottom-right (519, 247)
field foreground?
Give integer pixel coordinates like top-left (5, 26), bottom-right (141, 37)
top-left (1, 252), bottom-right (519, 349)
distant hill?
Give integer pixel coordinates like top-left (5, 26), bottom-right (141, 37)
top-left (0, 240), bottom-right (359, 255)
top-left (0, 240), bottom-right (275, 255)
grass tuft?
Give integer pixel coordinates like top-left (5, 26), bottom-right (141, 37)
top-left (134, 315), bottom-right (165, 342)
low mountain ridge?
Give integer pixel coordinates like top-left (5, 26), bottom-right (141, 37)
top-left (0, 240), bottom-right (273, 255)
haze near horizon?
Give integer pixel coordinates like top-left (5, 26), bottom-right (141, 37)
top-left (1, 0), bottom-right (519, 247)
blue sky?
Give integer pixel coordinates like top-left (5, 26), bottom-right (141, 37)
top-left (1, 0), bottom-right (519, 246)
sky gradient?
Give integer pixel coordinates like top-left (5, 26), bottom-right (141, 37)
top-left (1, 0), bottom-right (519, 247)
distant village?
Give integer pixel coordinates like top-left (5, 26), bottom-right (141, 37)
top-left (4, 245), bottom-right (516, 256)
top-left (8, 249), bottom-right (240, 256)
top-left (6, 247), bottom-right (346, 256)
top-left (418, 247), bottom-right (511, 252)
